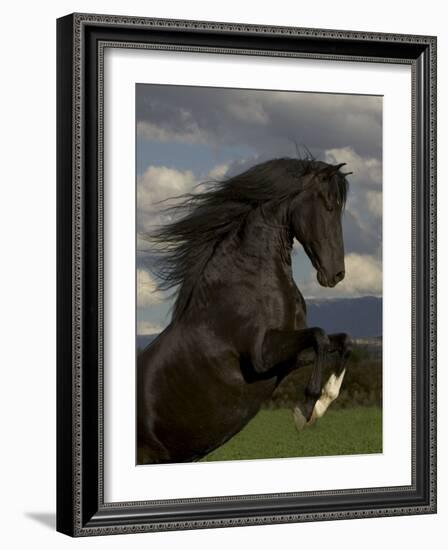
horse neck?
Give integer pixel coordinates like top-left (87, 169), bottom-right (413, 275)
top-left (179, 205), bottom-right (293, 319)
top-left (237, 205), bottom-right (292, 267)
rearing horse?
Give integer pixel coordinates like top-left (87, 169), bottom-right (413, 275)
top-left (137, 158), bottom-right (352, 464)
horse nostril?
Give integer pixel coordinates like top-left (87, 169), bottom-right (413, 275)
top-left (335, 271), bottom-right (345, 282)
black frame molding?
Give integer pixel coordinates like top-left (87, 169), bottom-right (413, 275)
top-left (57, 13), bottom-right (437, 537)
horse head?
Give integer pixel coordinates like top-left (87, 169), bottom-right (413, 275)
top-left (289, 162), bottom-right (351, 288)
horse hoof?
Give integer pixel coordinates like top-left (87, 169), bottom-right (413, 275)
top-left (293, 405), bottom-right (308, 431)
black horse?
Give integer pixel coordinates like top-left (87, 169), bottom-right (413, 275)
top-left (137, 157), bottom-right (352, 464)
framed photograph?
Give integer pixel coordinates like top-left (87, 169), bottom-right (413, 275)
top-left (56, 13), bottom-right (437, 536)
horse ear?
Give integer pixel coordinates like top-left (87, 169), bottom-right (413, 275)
top-left (318, 163), bottom-right (346, 178)
top-left (330, 163), bottom-right (346, 175)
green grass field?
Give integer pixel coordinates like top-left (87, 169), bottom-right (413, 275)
top-left (202, 407), bottom-right (382, 462)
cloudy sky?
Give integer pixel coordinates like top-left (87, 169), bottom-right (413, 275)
top-left (136, 84), bottom-right (382, 335)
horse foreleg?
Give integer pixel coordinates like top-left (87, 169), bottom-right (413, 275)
top-left (293, 332), bottom-right (352, 431)
top-left (328, 332), bottom-right (352, 373)
top-left (259, 327), bottom-right (330, 421)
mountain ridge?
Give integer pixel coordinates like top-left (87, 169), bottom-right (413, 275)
top-left (137, 296), bottom-right (382, 350)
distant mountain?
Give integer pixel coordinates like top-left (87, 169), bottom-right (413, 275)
top-left (307, 296), bottom-right (382, 338)
top-left (137, 296), bottom-right (382, 350)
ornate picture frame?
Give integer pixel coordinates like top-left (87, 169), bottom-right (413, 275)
top-left (56, 13), bottom-right (436, 536)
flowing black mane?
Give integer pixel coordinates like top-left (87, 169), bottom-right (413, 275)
top-left (148, 157), bottom-right (349, 320)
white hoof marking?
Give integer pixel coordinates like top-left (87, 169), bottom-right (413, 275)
top-left (293, 369), bottom-right (346, 431)
top-left (323, 368), bottom-right (346, 401)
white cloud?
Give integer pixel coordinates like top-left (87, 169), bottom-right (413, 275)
top-left (137, 165), bottom-right (197, 213)
top-left (137, 320), bottom-right (163, 335)
top-left (366, 190), bottom-right (382, 217)
top-left (207, 163), bottom-right (229, 180)
top-left (137, 163), bottom-right (234, 235)
top-left (338, 253), bottom-right (382, 295)
top-left (137, 163), bottom-right (231, 214)
top-left (137, 268), bottom-right (162, 307)
top-left (137, 118), bottom-right (210, 144)
top-left (299, 253), bottom-right (381, 298)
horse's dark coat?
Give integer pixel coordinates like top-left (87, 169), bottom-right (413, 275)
top-left (137, 158), bottom-right (352, 464)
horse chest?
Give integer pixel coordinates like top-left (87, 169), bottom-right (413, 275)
top-left (258, 276), bottom-right (298, 328)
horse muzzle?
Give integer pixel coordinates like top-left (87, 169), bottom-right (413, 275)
top-left (317, 269), bottom-right (345, 287)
